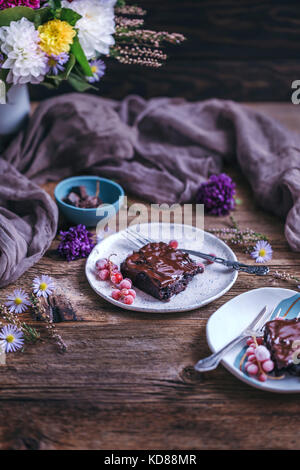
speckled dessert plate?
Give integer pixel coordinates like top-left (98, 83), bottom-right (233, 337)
top-left (85, 223), bottom-right (238, 313)
top-left (207, 288), bottom-right (300, 393)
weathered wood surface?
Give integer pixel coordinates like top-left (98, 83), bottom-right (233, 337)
top-left (30, 0), bottom-right (300, 102)
top-left (0, 104), bottom-right (299, 450)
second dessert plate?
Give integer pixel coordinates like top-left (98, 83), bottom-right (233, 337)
top-left (85, 223), bottom-right (238, 313)
top-left (207, 288), bottom-right (300, 393)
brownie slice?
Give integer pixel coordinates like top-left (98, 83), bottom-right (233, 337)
top-left (264, 318), bottom-right (300, 376)
top-left (121, 242), bottom-right (203, 301)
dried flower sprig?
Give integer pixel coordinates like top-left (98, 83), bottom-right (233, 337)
top-left (112, 45), bottom-right (167, 67)
top-left (115, 5), bottom-right (147, 16)
top-left (271, 271), bottom-right (300, 289)
top-left (115, 29), bottom-right (185, 48)
top-left (30, 294), bottom-right (67, 353)
top-left (208, 216), bottom-right (269, 254)
top-left (115, 16), bottom-right (144, 29)
top-left (0, 303), bottom-right (40, 344)
top-left (112, 2), bottom-right (185, 69)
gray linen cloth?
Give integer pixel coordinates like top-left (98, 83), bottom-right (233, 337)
top-left (0, 94), bottom-right (299, 287)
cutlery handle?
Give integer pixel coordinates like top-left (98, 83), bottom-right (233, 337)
top-left (227, 261), bottom-right (269, 276)
top-left (211, 256), bottom-right (269, 276)
top-left (185, 250), bottom-right (270, 276)
top-left (194, 335), bottom-right (246, 372)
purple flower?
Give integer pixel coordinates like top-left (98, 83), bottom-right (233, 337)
top-left (87, 59), bottom-right (106, 84)
top-left (46, 53), bottom-right (69, 76)
top-left (197, 173), bottom-right (236, 216)
top-left (251, 240), bottom-right (273, 263)
top-left (0, 0), bottom-right (40, 9)
top-left (58, 224), bottom-right (95, 261)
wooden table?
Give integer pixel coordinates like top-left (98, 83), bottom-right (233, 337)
top-left (0, 103), bottom-right (299, 450)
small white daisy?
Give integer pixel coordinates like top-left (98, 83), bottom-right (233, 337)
top-left (32, 275), bottom-right (55, 298)
top-left (251, 240), bottom-right (273, 263)
top-left (0, 325), bottom-right (24, 353)
top-left (5, 288), bottom-right (31, 314)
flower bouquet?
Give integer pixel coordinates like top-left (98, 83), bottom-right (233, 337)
top-left (0, 0), bottom-right (185, 96)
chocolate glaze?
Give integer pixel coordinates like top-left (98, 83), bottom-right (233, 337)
top-left (121, 242), bottom-right (202, 301)
top-left (264, 318), bottom-right (300, 372)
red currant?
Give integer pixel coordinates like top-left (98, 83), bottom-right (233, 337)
top-left (119, 278), bottom-right (132, 289)
top-left (98, 269), bottom-right (109, 281)
top-left (120, 289), bottom-right (130, 296)
top-left (111, 290), bottom-right (122, 301)
top-left (196, 262), bottom-right (205, 272)
top-left (128, 289), bottom-right (136, 299)
top-left (96, 258), bottom-right (108, 270)
top-left (123, 295), bottom-right (134, 305)
top-left (207, 253), bottom-right (216, 265)
top-left (169, 240), bottom-right (178, 250)
top-left (111, 272), bottom-right (123, 284)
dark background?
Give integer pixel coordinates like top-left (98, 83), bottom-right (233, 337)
top-left (30, 0), bottom-right (300, 102)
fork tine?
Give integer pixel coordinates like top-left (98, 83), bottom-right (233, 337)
top-left (121, 231), bottom-right (141, 249)
top-left (127, 227), bottom-right (154, 245)
top-left (244, 306), bottom-right (267, 333)
top-left (253, 306), bottom-right (274, 334)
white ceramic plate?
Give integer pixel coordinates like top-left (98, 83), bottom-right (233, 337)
top-left (207, 287), bottom-right (300, 393)
top-left (85, 223), bottom-right (238, 313)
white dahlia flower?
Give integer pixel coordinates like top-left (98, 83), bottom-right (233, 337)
top-left (0, 17), bottom-right (48, 85)
top-left (61, 0), bottom-right (116, 59)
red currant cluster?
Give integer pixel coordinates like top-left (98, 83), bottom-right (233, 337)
top-left (245, 337), bottom-right (274, 382)
top-left (95, 257), bottom-right (136, 305)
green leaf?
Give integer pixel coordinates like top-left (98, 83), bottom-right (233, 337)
top-left (0, 6), bottom-right (36, 26)
top-left (60, 7), bottom-right (81, 26)
top-left (68, 72), bottom-right (96, 92)
top-left (71, 36), bottom-right (93, 77)
top-left (0, 69), bottom-right (8, 82)
top-left (48, 0), bottom-right (62, 9)
top-left (33, 6), bottom-right (53, 27)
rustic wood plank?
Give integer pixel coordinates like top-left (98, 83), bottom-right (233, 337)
top-left (0, 103), bottom-right (299, 449)
top-left (29, 0), bottom-right (300, 102)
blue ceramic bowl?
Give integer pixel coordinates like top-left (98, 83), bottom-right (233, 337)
top-left (54, 176), bottom-right (125, 227)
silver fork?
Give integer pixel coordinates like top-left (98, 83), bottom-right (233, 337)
top-left (122, 228), bottom-right (269, 276)
top-left (194, 306), bottom-right (272, 372)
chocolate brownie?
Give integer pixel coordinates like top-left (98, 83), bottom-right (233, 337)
top-left (121, 242), bottom-right (203, 301)
top-left (264, 318), bottom-right (300, 375)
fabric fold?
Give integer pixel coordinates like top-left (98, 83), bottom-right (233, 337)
top-left (0, 94), bottom-right (299, 287)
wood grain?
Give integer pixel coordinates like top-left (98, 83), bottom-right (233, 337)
top-left (29, 0), bottom-right (300, 102)
top-left (0, 103), bottom-right (299, 450)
